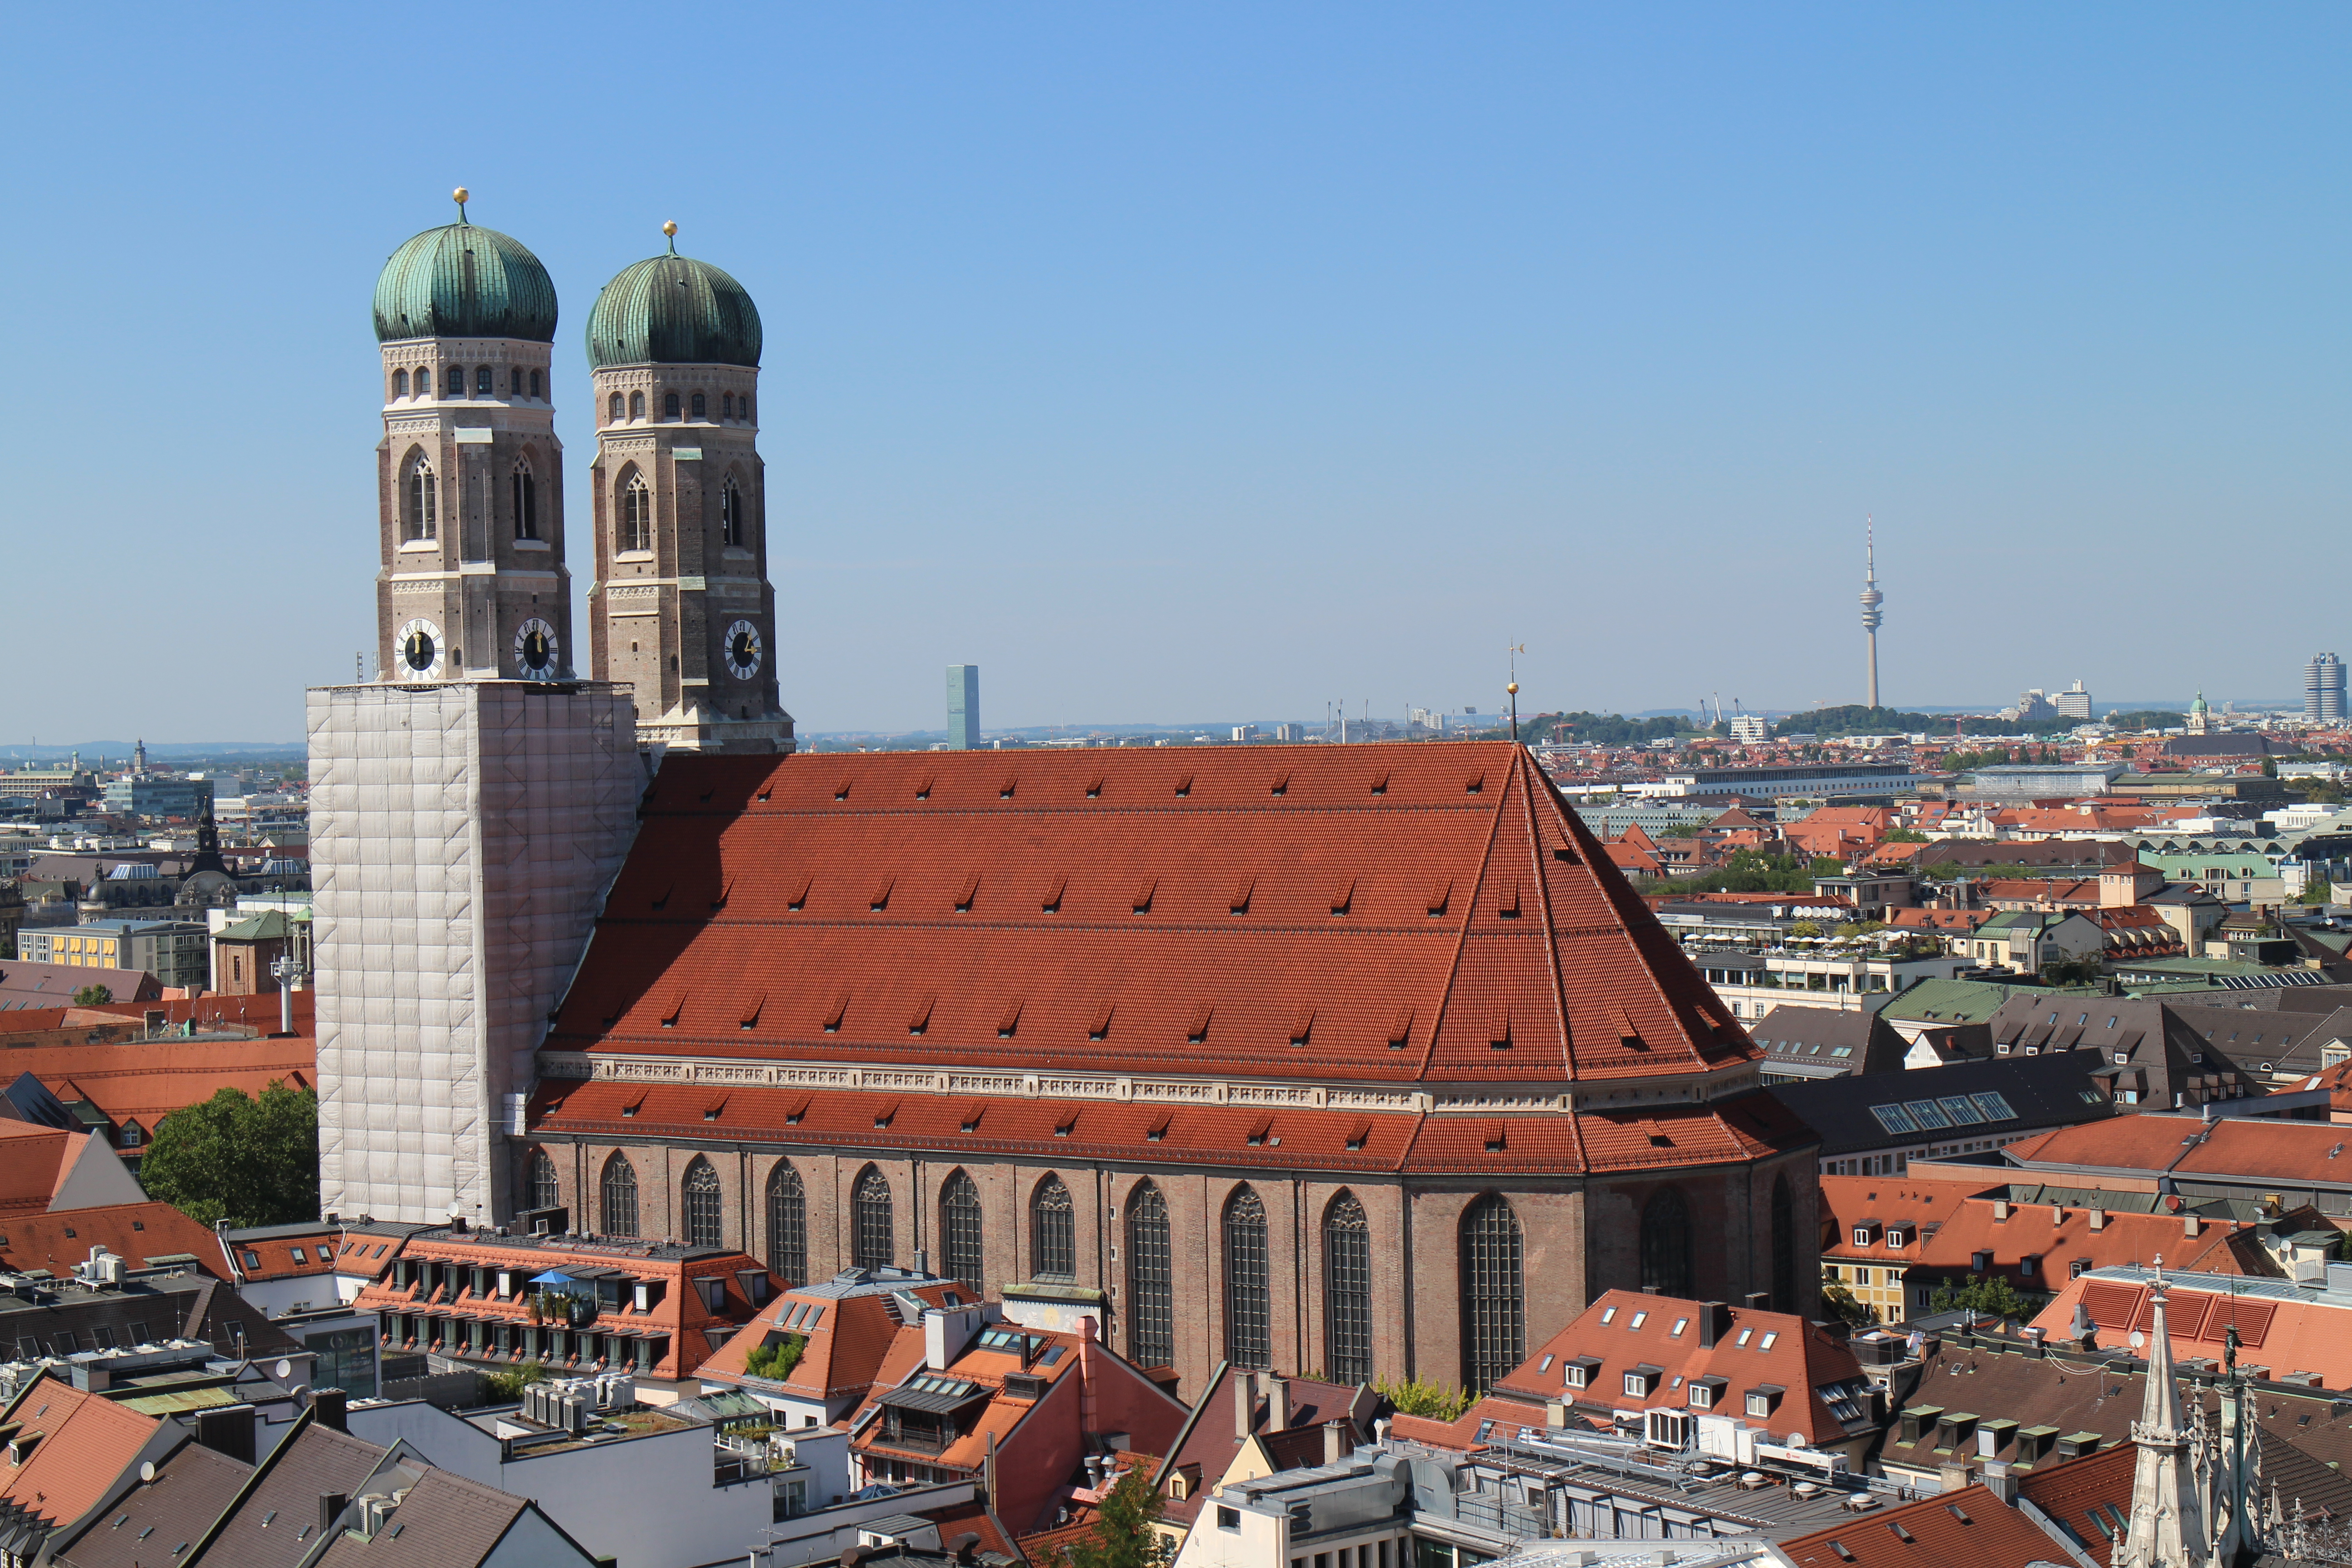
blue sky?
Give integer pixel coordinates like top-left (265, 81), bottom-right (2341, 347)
top-left (5, 5), bottom-right (2346, 741)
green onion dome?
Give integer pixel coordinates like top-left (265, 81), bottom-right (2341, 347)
top-left (586, 237), bottom-right (762, 368)
top-left (373, 217), bottom-right (558, 343)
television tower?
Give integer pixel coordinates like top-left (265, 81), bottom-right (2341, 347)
top-left (1858, 517), bottom-right (1883, 710)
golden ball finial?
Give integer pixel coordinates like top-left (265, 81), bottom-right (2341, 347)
top-left (662, 220), bottom-right (678, 237)
top-left (1507, 682), bottom-right (1519, 696)
top-left (453, 187), bottom-right (470, 206)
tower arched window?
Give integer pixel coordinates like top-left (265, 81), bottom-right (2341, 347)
top-left (1032, 1176), bottom-right (1075, 1282)
top-left (609, 392), bottom-right (624, 423)
top-left (600, 1153), bottom-right (640, 1238)
top-left (476, 366), bottom-right (493, 397)
top-left (853, 1166), bottom-right (894, 1271)
top-left (630, 391), bottom-right (645, 420)
top-left (663, 391), bottom-right (681, 421)
top-left (1223, 1186), bottom-right (1270, 1370)
top-left (1771, 1173), bottom-right (1796, 1313)
top-left (1126, 1182), bottom-right (1172, 1368)
top-left (691, 391), bottom-right (706, 420)
top-left (415, 367), bottom-right (430, 396)
top-left (446, 366), bottom-right (465, 399)
top-left (1460, 1193), bottom-right (1524, 1392)
top-left (510, 367), bottom-right (523, 397)
top-left (721, 480), bottom-right (744, 548)
top-left (1640, 1186), bottom-right (1694, 1299)
top-left (766, 1162), bottom-right (807, 1284)
top-left (1324, 1192), bottom-right (1372, 1385)
top-left (618, 470), bottom-right (652, 554)
top-left (530, 368), bottom-right (541, 400)
top-left (512, 462), bottom-right (539, 541)
top-left (723, 392), bottom-right (734, 419)
top-left (526, 1148), bottom-right (560, 1213)
top-left (404, 457), bottom-right (438, 544)
top-left (682, 1156), bottom-right (723, 1248)
top-left (742, 395), bottom-right (753, 422)
top-left (392, 369), bottom-right (408, 398)
top-left (941, 1170), bottom-right (984, 1294)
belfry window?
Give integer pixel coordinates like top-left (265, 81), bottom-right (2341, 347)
top-left (681, 1156), bottom-right (722, 1248)
top-left (1461, 1193), bottom-right (1524, 1392)
top-left (941, 1170), bottom-right (984, 1294)
top-left (1325, 1192), bottom-right (1373, 1384)
top-left (630, 391), bottom-right (645, 421)
top-left (853, 1166), bottom-right (894, 1270)
top-left (766, 1162), bottom-right (807, 1284)
top-left (512, 463), bottom-right (539, 541)
top-left (392, 369), bottom-right (408, 398)
top-left (415, 367), bottom-right (431, 396)
top-left (609, 392), bottom-right (624, 423)
top-left (723, 392), bottom-right (735, 418)
top-left (618, 471), bottom-right (652, 554)
top-left (1032, 1176), bottom-right (1075, 1282)
top-left (476, 366), bottom-right (494, 397)
top-left (691, 391), bottom-right (706, 420)
top-left (663, 391), bottom-right (681, 421)
top-left (742, 395), bottom-right (753, 422)
top-left (1223, 1186), bottom-right (1270, 1370)
top-left (530, 368), bottom-right (542, 399)
top-left (404, 459), bottom-right (438, 543)
top-left (446, 366), bottom-right (465, 398)
top-left (1127, 1182), bottom-right (1172, 1368)
top-left (721, 480), bottom-right (745, 548)
top-left (600, 1154), bottom-right (639, 1239)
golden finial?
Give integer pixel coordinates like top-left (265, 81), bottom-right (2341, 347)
top-left (453, 187), bottom-right (470, 223)
top-left (662, 219), bottom-right (679, 254)
top-left (1507, 682), bottom-right (1520, 696)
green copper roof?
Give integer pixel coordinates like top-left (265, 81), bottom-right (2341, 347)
top-left (373, 221), bottom-right (558, 344)
top-left (586, 248), bottom-right (761, 368)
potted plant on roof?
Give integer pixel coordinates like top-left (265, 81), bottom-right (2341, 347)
top-left (525, 1290), bottom-right (544, 1326)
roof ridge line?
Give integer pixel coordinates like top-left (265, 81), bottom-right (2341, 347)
top-left (1414, 756), bottom-right (1509, 1079)
top-left (1516, 750), bottom-right (1590, 1174)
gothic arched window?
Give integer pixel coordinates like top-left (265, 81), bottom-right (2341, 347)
top-left (853, 1166), bottom-right (894, 1271)
top-left (630, 391), bottom-right (645, 420)
top-left (691, 391), bottom-right (707, 420)
top-left (609, 392), bottom-right (624, 423)
top-left (1770, 1174), bottom-right (1796, 1314)
top-left (392, 369), bottom-right (408, 398)
top-left (475, 365), bottom-right (494, 397)
top-left (663, 391), bottom-right (681, 421)
top-left (618, 470), bottom-right (652, 554)
top-left (721, 480), bottom-right (744, 548)
top-left (446, 365), bottom-right (465, 399)
top-left (766, 1162), bottom-right (807, 1284)
top-left (1324, 1192), bottom-right (1372, 1385)
top-left (1640, 1186), bottom-right (1694, 1299)
top-left (1460, 1193), bottom-right (1524, 1392)
top-left (1126, 1182), bottom-right (1172, 1369)
top-left (682, 1156), bottom-right (723, 1247)
top-left (404, 457), bottom-right (437, 544)
top-left (941, 1170), bottom-right (984, 1294)
top-left (512, 462), bottom-right (539, 541)
top-left (1032, 1176), bottom-right (1075, 1282)
top-left (1223, 1186), bottom-right (1270, 1370)
top-left (526, 1148), bottom-right (560, 1212)
top-left (600, 1153), bottom-right (639, 1238)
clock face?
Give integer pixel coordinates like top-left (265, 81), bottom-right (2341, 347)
top-left (514, 618), bottom-right (559, 679)
top-left (724, 619), bottom-right (764, 680)
top-left (397, 618), bottom-right (445, 681)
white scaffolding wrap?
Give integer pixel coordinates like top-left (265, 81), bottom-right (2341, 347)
top-left (308, 681), bottom-right (643, 1224)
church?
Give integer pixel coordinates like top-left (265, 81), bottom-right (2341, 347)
top-left (314, 196), bottom-right (1821, 1401)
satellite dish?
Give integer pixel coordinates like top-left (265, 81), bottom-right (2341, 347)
top-left (274, 1358), bottom-right (293, 1381)
top-left (140, 1460), bottom-right (156, 1483)
top-left (2130, 1331), bottom-right (2146, 1352)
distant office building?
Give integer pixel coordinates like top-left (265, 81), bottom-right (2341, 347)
top-left (2012, 688), bottom-right (2056, 722)
top-left (2054, 681), bottom-right (2093, 720)
top-left (100, 775), bottom-right (214, 820)
top-left (1230, 724), bottom-right (1259, 742)
top-left (1728, 715), bottom-right (1769, 743)
top-left (2309, 653), bottom-right (2347, 722)
top-left (18, 916), bottom-right (209, 990)
top-left (946, 665), bottom-right (980, 750)
top-left (1274, 723), bottom-right (1303, 741)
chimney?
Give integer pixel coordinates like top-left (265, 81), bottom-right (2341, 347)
top-left (1235, 1371), bottom-right (1257, 1439)
top-left (1323, 1420), bottom-right (1352, 1465)
top-left (1983, 1461), bottom-right (2018, 1504)
top-left (1267, 1377), bottom-right (1290, 1433)
top-left (320, 1493), bottom-right (349, 1538)
top-left (2185, 1214), bottom-right (2203, 1238)
top-left (2089, 1207), bottom-right (2107, 1232)
top-left (953, 1534), bottom-right (981, 1565)
top-left (310, 1387), bottom-right (348, 1432)
top-left (1698, 1300), bottom-right (1732, 1348)
top-left (195, 1404), bottom-right (256, 1465)
top-left (1992, 1199), bottom-right (2011, 1221)
top-left (1742, 1292), bottom-right (1770, 1311)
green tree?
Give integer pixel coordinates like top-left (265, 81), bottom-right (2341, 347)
top-left (1067, 1459), bottom-right (1169, 1568)
top-left (1883, 828), bottom-right (1929, 843)
top-left (2303, 878), bottom-right (2335, 906)
top-left (1928, 1273), bottom-right (2037, 1320)
top-left (70, 985), bottom-right (113, 1006)
top-left (139, 1081), bottom-right (318, 1227)
top-left (1819, 1277), bottom-right (1880, 1329)
top-left (1789, 920), bottom-right (1824, 939)
top-left (1375, 1373), bottom-right (1472, 1421)
top-left (480, 1358), bottom-right (545, 1403)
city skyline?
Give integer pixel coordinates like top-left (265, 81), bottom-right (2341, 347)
top-left (8, 6), bottom-right (2351, 740)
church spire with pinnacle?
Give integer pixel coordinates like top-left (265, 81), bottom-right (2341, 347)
top-left (2117, 1260), bottom-right (2215, 1568)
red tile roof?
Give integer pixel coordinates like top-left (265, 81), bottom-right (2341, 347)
top-left (2001, 1114), bottom-right (2352, 1184)
top-left (2029, 1270), bottom-right (2352, 1385)
top-left (0, 1200), bottom-right (221, 1275)
top-left (1816, 1176), bottom-right (2273, 1284)
top-left (700, 1278), bottom-right (963, 1397)
top-left (1779, 1478), bottom-right (2093, 1568)
top-left (0, 1371), bottom-right (160, 1535)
